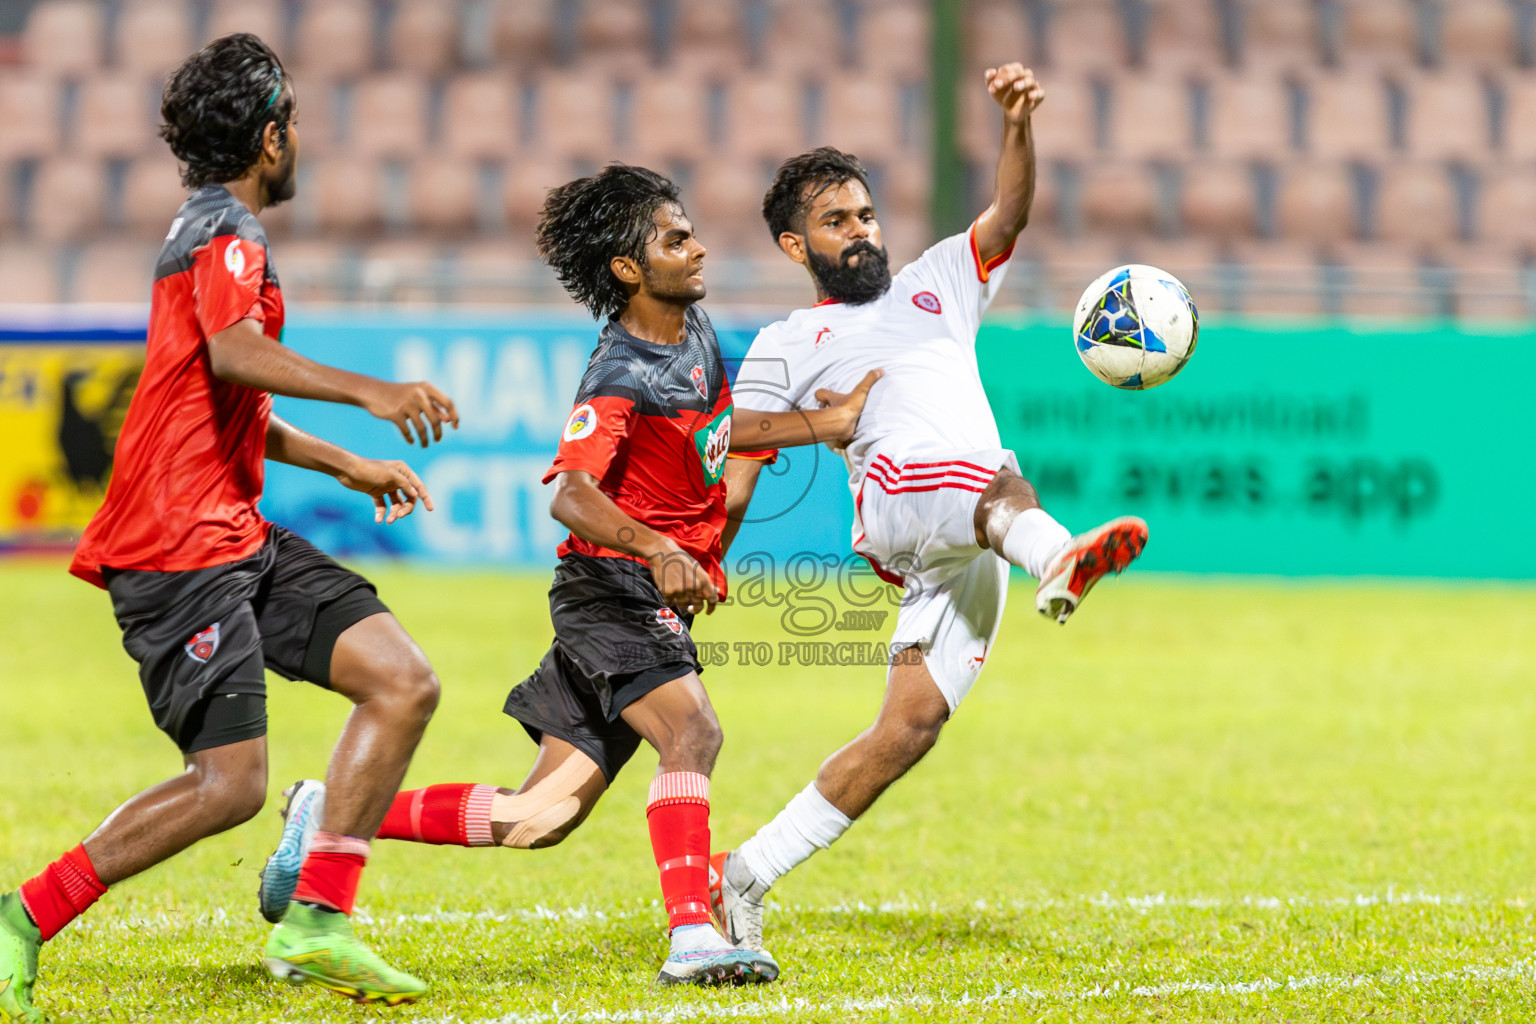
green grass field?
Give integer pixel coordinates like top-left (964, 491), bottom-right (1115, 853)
top-left (3, 560), bottom-right (1536, 1022)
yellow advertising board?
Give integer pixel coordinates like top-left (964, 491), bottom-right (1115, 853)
top-left (0, 334), bottom-right (144, 549)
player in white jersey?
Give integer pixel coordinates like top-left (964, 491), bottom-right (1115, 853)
top-left (709, 64), bottom-right (1149, 956)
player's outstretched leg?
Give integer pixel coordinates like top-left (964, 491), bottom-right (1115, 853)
top-left (262, 613), bottom-right (436, 1004)
top-left (973, 468), bottom-right (1147, 624)
top-left (621, 675), bottom-right (779, 986)
top-left (713, 652), bottom-right (946, 951)
top-left (0, 893), bottom-right (42, 1022)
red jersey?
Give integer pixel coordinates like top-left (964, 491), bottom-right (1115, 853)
top-left (545, 306), bottom-right (735, 595)
top-left (70, 185), bottom-right (284, 588)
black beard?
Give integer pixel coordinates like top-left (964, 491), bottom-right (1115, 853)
top-left (265, 151), bottom-right (298, 207)
top-left (808, 240), bottom-right (891, 304)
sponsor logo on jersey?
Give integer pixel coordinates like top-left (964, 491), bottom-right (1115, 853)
top-left (165, 217), bottom-right (185, 241)
top-left (224, 239), bottom-right (246, 278)
top-left (186, 622), bottom-right (221, 663)
top-left (564, 403), bottom-right (598, 441)
top-left (815, 327), bottom-right (835, 347)
top-left (656, 608), bottom-right (684, 635)
top-left (913, 291), bottom-right (942, 314)
top-left (962, 642), bottom-right (988, 676)
top-left (693, 406), bottom-right (732, 486)
top-left (690, 365), bottom-right (708, 400)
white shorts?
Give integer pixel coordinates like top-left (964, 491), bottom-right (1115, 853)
top-left (853, 448), bottom-right (1019, 713)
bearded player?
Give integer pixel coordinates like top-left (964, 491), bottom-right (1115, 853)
top-left (0, 35), bottom-right (462, 1020)
top-left (710, 65), bottom-right (1149, 952)
top-left (258, 164), bottom-right (879, 986)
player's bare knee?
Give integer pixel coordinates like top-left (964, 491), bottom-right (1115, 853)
top-left (680, 709), bottom-right (724, 767)
top-left (374, 660), bottom-right (440, 721)
top-left (190, 759), bottom-right (267, 829)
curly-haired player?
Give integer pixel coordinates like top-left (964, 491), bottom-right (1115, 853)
top-left (0, 34), bottom-right (460, 1020)
top-left (710, 66), bottom-right (1149, 957)
top-left (260, 164), bottom-right (879, 987)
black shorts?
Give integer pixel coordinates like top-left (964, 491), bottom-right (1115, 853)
top-left (503, 553), bottom-right (700, 783)
top-left (103, 525), bottom-right (390, 753)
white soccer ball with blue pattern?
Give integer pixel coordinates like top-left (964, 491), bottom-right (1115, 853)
top-left (1071, 264), bottom-right (1199, 390)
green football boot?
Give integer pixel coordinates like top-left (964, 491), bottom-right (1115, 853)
top-left (264, 903), bottom-right (427, 1006)
top-left (0, 893), bottom-right (42, 1022)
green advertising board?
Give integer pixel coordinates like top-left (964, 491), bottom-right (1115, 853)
top-left (978, 318), bottom-right (1531, 578)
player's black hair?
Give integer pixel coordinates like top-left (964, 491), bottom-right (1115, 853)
top-left (762, 147), bottom-right (873, 241)
top-left (159, 33), bottom-right (293, 189)
top-left (536, 164), bottom-right (683, 319)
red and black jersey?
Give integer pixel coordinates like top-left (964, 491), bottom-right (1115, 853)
top-left (546, 305), bottom-right (735, 595)
top-left (71, 185), bottom-right (284, 588)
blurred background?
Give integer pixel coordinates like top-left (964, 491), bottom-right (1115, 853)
top-left (1, 0), bottom-right (1532, 578)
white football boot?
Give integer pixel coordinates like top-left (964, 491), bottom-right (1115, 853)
top-left (257, 778), bottom-right (326, 923)
top-left (1035, 516), bottom-right (1149, 625)
top-left (655, 923), bottom-right (779, 987)
top-left (709, 850), bottom-right (770, 951)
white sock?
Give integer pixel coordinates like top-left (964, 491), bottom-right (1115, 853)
top-left (1000, 507), bottom-right (1072, 579)
top-left (670, 922), bottom-right (729, 951)
top-left (738, 783), bottom-right (853, 888)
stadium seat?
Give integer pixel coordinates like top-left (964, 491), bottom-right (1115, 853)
top-left (21, 0), bottom-right (104, 75)
top-left (503, 154), bottom-right (574, 230)
top-left (75, 241), bottom-right (157, 302)
top-left (1308, 70), bottom-right (1391, 160)
top-left (863, 1), bottom-right (928, 76)
top-left (820, 74), bottom-right (901, 161)
top-left (116, 0), bottom-right (194, 77)
top-left (1245, 0), bottom-right (1319, 65)
top-left (1442, 0), bottom-right (1516, 65)
top-left (763, 1), bottom-right (841, 75)
top-left (352, 74), bottom-right (429, 159)
top-left (294, 0), bottom-right (373, 79)
top-left (1342, 0), bottom-right (1420, 65)
top-left (536, 72), bottom-right (613, 159)
top-left (1114, 74), bottom-right (1189, 160)
top-left (1208, 73), bottom-right (1290, 161)
top-left (1181, 162), bottom-right (1255, 240)
top-left (386, 0), bottom-right (459, 74)
top-left (1405, 71), bottom-right (1493, 158)
top-left (1377, 164), bottom-right (1458, 246)
top-left (1445, 246), bottom-right (1529, 320)
top-left (690, 157), bottom-right (767, 254)
top-left (879, 155), bottom-right (928, 221)
top-left (1144, 0), bottom-right (1224, 72)
top-left (409, 158), bottom-right (479, 235)
top-left (493, 0), bottom-right (557, 64)
top-left (0, 73), bottom-right (60, 160)
top-left (124, 153), bottom-right (189, 237)
top-left (677, 0), bottom-right (739, 48)
top-left (32, 158), bottom-right (105, 242)
top-left (206, 0), bottom-right (284, 49)
top-left (575, 0), bottom-right (650, 75)
top-left (1047, 0), bottom-right (1129, 72)
top-left (1080, 162), bottom-right (1156, 237)
top-left (633, 74), bottom-right (711, 162)
top-left (75, 75), bottom-right (153, 160)
top-left (964, 0), bottom-right (1028, 72)
top-left (0, 242), bottom-right (62, 303)
top-left (980, 72), bottom-right (1095, 164)
top-left (1503, 74), bottom-right (1536, 160)
top-left (309, 157), bottom-right (383, 235)
top-left (1479, 168), bottom-right (1536, 245)
top-left (1276, 162), bottom-right (1355, 245)
top-left (724, 78), bottom-right (801, 159)
top-left (442, 73), bottom-right (518, 160)
top-left (1230, 241), bottom-right (1332, 317)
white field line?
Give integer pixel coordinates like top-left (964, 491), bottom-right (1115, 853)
top-left (277, 958), bottom-right (1536, 1024)
top-left (70, 890), bottom-right (1522, 936)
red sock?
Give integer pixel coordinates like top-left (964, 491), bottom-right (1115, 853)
top-left (291, 833), bottom-right (369, 915)
top-left (375, 784), bottom-right (496, 846)
top-left (18, 844), bottom-right (107, 942)
top-left (645, 772), bottom-right (712, 932)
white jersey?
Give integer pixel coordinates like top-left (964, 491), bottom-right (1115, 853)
top-left (734, 225), bottom-right (1014, 512)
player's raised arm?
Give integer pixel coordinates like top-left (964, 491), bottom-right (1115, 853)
top-left (549, 470), bottom-right (719, 615)
top-left (265, 415), bottom-right (433, 524)
top-left (207, 317), bottom-right (459, 448)
top-left (972, 63), bottom-right (1046, 266)
top-left (731, 369), bottom-right (884, 452)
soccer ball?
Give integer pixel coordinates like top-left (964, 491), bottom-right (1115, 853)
top-left (1071, 264), bottom-right (1199, 390)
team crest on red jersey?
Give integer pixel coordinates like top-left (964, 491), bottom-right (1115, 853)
top-left (656, 608), bottom-right (684, 635)
top-left (690, 365), bottom-right (708, 399)
top-left (186, 623), bottom-right (221, 663)
top-left (913, 291), bottom-right (942, 314)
